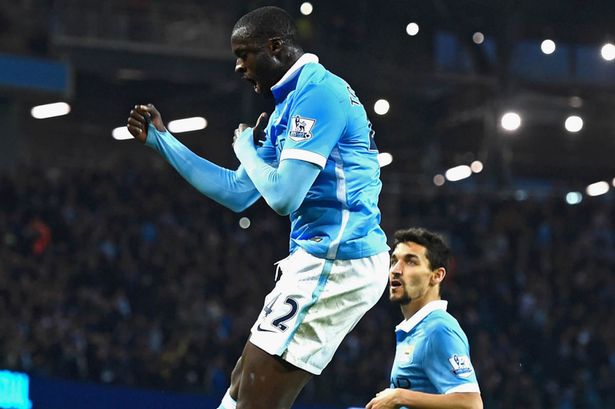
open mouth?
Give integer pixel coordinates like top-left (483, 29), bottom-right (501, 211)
top-left (390, 279), bottom-right (402, 288)
top-left (243, 77), bottom-right (259, 93)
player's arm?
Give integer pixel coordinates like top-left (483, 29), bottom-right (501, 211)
top-left (233, 117), bottom-right (320, 215)
top-left (366, 387), bottom-right (482, 409)
top-left (127, 104), bottom-right (261, 212)
top-left (233, 87), bottom-right (346, 216)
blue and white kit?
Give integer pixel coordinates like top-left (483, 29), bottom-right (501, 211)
top-left (144, 53), bottom-right (389, 374)
top-left (390, 300), bottom-right (481, 396)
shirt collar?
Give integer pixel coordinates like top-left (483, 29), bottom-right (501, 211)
top-left (395, 300), bottom-right (448, 333)
top-left (271, 53), bottom-right (319, 102)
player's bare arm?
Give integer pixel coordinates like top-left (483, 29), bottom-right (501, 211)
top-left (366, 388), bottom-right (483, 409)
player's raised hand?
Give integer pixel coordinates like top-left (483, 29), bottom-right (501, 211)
top-left (252, 112), bottom-right (268, 145)
top-left (234, 112), bottom-right (268, 147)
top-left (127, 103), bottom-right (167, 144)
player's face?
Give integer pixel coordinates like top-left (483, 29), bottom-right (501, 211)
top-left (389, 242), bottom-right (435, 305)
top-left (231, 31), bottom-right (281, 98)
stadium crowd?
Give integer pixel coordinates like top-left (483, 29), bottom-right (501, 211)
top-left (1, 162), bottom-right (614, 409)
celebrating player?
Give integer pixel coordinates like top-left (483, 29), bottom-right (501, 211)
top-left (126, 6), bottom-right (389, 409)
top-left (366, 228), bottom-right (482, 409)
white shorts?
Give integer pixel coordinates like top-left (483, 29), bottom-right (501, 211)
top-left (249, 248), bottom-right (389, 375)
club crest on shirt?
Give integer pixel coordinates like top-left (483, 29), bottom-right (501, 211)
top-left (289, 115), bottom-right (316, 142)
top-left (448, 354), bottom-right (474, 378)
top-left (397, 344), bottom-right (415, 364)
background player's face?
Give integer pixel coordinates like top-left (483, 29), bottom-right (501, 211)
top-left (389, 242), bottom-right (436, 305)
top-left (231, 29), bottom-right (283, 97)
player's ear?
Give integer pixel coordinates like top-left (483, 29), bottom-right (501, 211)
top-left (431, 267), bottom-right (446, 286)
top-left (268, 37), bottom-right (284, 56)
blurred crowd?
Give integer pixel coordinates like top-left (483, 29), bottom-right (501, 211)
top-left (1, 162), bottom-right (614, 409)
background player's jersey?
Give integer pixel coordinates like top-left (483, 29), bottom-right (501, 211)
top-left (258, 54), bottom-right (388, 260)
top-left (390, 300), bottom-right (480, 398)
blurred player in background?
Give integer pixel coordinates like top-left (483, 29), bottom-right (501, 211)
top-left (126, 6), bottom-right (389, 409)
top-left (366, 228), bottom-right (482, 409)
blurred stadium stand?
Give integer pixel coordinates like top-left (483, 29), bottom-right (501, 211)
top-left (1, 1), bottom-right (615, 408)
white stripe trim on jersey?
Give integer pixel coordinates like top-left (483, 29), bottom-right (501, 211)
top-left (395, 300), bottom-right (449, 333)
top-left (326, 147), bottom-right (350, 259)
top-left (280, 148), bottom-right (327, 169)
top-left (271, 53), bottom-right (319, 91)
top-left (445, 383), bottom-right (481, 394)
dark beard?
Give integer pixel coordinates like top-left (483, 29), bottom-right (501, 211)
top-left (392, 294), bottom-right (411, 305)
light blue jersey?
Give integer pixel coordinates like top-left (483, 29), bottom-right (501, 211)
top-left (260, 54), bottom-right (388, 260)
top-left (145, 53), bottom-right (387, 261)
top-left (390, 300), bottom-right (480, 397)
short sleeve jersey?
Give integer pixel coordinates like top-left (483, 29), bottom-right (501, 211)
top-left (390, 300), bottom-right (480, 399)
top-left (258, 53), bottom-right (388, 260)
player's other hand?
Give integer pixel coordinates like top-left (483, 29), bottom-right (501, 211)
top-left (365, 388), bottom-right (399, 409)
top-left (233, 112), bottom-right (268, 147)
top-left (127, 103), bottom-right (167, 144)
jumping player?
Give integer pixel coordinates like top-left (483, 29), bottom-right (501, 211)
top-left (126, 6), bottom-right (389, 409)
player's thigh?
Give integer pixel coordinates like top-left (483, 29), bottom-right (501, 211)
top-left (228, 356), bottom-right (243, 399)
top-left (236, 341), bottom-right (312, 409)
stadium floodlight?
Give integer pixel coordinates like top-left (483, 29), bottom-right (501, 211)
top-left (586, 181), bottom-right (609, 196)
top-left (300, 2), bottom-right (313, 16)
top-left (564, 115), bottom-right (583, 133)
top-left (541, 39), bottom-right (556, 55)
top-left (406, 22), bottom-right (419, 36)
top-left (112, 126), bottom-right (134, 140)
top-left (445, 165), bottom-right (472, 182)
top-left (239, 217), bottom-right (251, 229)
top-left (31, 102), bottom-right (71, 119)
top-left (565, 192), bottom-right (583, 205)
top-left (601, 43), bottom-right (615, 61)
top-left (167, 117), bottom-right (207, 133)
top-left (472, 32), bottom-right (484, 44)
top-left (374, 99), bottom-right (390, 115)
top-left (500, 112), bottom-right (521, 131)
top-left (470, 160), bottom-right (483, 173)
top-left (433, 174), bottom-right (445, 186)
top-left (377, 152), bottom-right (393, 168)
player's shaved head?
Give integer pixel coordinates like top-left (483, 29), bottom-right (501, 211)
top-left (233, 6), bottom-right (298, 44)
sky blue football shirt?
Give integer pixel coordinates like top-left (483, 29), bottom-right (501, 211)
top-left (262, 54), bottom-right (388, 260)
top-left (390, 300), bottom-right (481, 398)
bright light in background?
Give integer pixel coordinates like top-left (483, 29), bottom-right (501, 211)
top-left (445, 165), bottom-right (472, 182)
top-left (406, 22), bottom-right (419, 36)
top-left (299, 2), bottom-right (313, 16)
top-left (377, 152), bottom-right (393, 168)
top-left (167, 117), bottom-right (207, 133)
top-left (565, 191), bottom-right (583, 205)
top-left (470, 160), bottom-right (483, 173)
top-left (472, 32), bottom-right (484, 44)
top-left (374, 99), bottom-right (390, 115)
top-left (612, 177), bottom-right (615, 187)
top-left (239, 217), bottom-right (251, 229)
top-left (500, 112), bottom-right (522, 131)
top-left (540, 39), bottom-right (556, 54)
top-left (564, 115), bottom-right (583, 132)
top-left (601, 43), bottom-right (615, 61)
top-left (586, 181), bottom-right (609, 196)
top-left (31, 102), bottom-right (71, 119)
top-left (112, 126), bottom-right (133, 140)
top-left (433, 174), bottom-right (445, 186)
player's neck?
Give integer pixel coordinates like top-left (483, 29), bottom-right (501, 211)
top-left (401, 294), bottom-right (441, 320)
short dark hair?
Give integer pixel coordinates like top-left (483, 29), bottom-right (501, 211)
top-left (394, 227), bottom-right (450, 272)
top-left (233, 6), bottom-right (297, 43)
